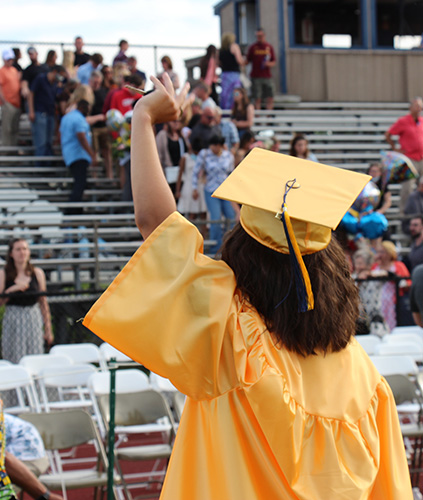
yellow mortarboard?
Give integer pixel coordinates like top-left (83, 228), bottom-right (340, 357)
top-left (212, 148), bottom-right (371, 311)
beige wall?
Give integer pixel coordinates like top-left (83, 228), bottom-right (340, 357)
top-left (258, 0), bottom-right (280, 92)
top-left (220, 3), bottom-right (234, 37)
top-left (287, 49), bottom-right (423, 102)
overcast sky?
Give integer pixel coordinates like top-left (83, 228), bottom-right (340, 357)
top-left (0, 0), bottom-right (221, 86)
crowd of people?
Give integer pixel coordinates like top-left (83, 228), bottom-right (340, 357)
top-left (2, 33), bottom-right (423, 338)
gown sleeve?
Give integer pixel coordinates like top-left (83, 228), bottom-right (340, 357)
top-left (83, 211), bottom-right (239, 400)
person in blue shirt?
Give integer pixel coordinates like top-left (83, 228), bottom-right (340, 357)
top-left (60, 99), bottom-right (96, 213)
top-left (77, 53), bottom-right (103, 85)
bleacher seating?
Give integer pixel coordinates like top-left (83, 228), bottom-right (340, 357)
top-left (0, 101), bottom-right (412, 289)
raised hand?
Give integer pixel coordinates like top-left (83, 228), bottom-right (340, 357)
top-left (133, 73), bottom-right (193, 125)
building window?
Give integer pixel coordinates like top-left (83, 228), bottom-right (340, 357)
top-left (291, 0), bottom-right (363, 47)
top-left (376, 0), bottom-right (423, 49)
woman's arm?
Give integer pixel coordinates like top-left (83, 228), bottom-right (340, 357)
top-left (175, 155), bottom-right (186, 199)
top-left (376, 191), bottom-right (392, 214)
top-left (34, 267), bottom-right (54, 346)
top-left (192, 150), bottom-right (206, 200)
top-left (230, 43), bottom-right (246, 67)
top-left (131, 74), bottom-right (192, 239)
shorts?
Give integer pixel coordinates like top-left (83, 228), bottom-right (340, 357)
top-left (92, 127), bottom-right (111, 152)
top-left (251, 78), bottom-right (275, 100)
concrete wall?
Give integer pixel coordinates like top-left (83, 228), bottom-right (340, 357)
top-left (258, 0), bottom-right (280, 92)
top-left (287, 49), bottom-right (423, 102)
top-left (220, 3), bottom-right (235, 37)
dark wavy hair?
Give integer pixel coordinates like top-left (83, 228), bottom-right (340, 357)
top-left (5, 238), bottom-right (34, 283)
top-left (221, 224), bottom-right (359, 356)
top-left (289, 134), bottom-right (309, 158)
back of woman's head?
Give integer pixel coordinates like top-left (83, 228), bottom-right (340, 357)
top-left (221, 224), bottom-right (359, 356)
top-left (221, 32), bottom-right (235, 51)
top-left (289, 133), bottom-right (309, 157)
top-left (239, 131), bottom-right (255, 149)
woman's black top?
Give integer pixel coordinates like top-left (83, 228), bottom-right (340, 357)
top-left (220, 49), bottom-right (240, 73)
top-left (168, 136), bottom-right (186, 166)
top-left (5, 273), bottom-right (40, 306)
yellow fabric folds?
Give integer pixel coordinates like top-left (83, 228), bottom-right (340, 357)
top-left (84, 212), bottom-right (412, 500)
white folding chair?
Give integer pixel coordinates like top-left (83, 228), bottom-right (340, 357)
top-left (99, 343), bottom-right (133, 364)
top-left (0, 365), bottom-right (40, 413)
top-left (149, 373), bottom-right (177, 393)
top-left (88, 369), bottom-right (151, 438)
top-left (374, 342), bottom-right (423, 363)
top-left (38, 363), bottom-right (96, 412)
top-left (0, 360), bottom-right (13, 367)
top-left (97, 390), bottom-right (177, 499)
top-left (391, 326), bottom-right (423, 339)
top-left (21, 410), bottom-right (123, 500)
top-left (355, 334), bottom-right (382, 355)
top-left (383, 333), bottom-right (423, 350)
top-left (370, 355), bottom-right (419, 377)
top-left (50, 343), bottom-right (107, 370)
top-left (20, 354), bottom-right (73, 376)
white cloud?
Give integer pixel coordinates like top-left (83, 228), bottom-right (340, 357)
top-left (0, 0), bottom-right (220, 84)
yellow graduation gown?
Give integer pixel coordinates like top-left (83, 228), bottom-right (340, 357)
top-left (84, 212), bottom-right (412, 500)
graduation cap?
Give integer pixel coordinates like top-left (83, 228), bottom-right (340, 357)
top-left (212, 148), bottom-right (370, 312)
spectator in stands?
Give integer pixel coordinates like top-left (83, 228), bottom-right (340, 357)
top-left (289, 133), bottom-right (318, 162)
top-left (352, 248), bottom-right (389, 337)
top-left (101, 65), bottom-right (113, 90)
top-left (127, 56), bottom-right (146, 89)
top-left (28, 65), bottom-right (64, 157)
top-left (5, 413), bottom-right (49, 483)
top-left (230, 87), bottom-right (254, 140)
top-left (110, 73), bottom-right (143, 114)
top-left (77, 53), bottom-right (103, 85)
top-left (62, 50), bottom-right (76, 80)
top-left (193, 82), bottom-right (216, 110)
top-left (102, 63), bottom-right (130, 115)
top-left (113, 39), bottom-right (129, 66)
top-left (246, 28), bottom-right (276, 110)
top-left (57, 79), bottom-right (78, 118)
top-left (367, 162), bottom-right (391, 215)
top-left (21, 48), bottom-right (41, 102)
top-left (74, 36), bottom-right (90, 67)
top-left (371, 240), bottom-right (410, 330)
top-left (65, 84), bottom-right (94, 115)
top-left (176, 137), bottom-right (207, 224)
top-left (189, 106), bottom-right (220, 151)
top-left (215, 107), bottom-right (239, 155)
top-left (0, 401), bottom-right (63, 500)
top-left (89, 71), bottom-right (113, 178)
top-left (410, 263), bottom-right (423, 327)
top-left (156, 119), bottom-right (187, 194)
top-left (234, 130), bottom-right (255, 166)
top-left (0, 238), bottom-right (53, 364)
top-left (11, 48), bottom-right (22, 73)
top-left (0, 49), bottom-right (21, 147)
top-left (403, 176), bottom-right (423, 233)
top-left (187, 98), bottom-right (202, 129)
top-left (200, 45), bottom-right (219, 105)
top-left (40, 50), bottom-right (58, 72)
top-left (385, 97), bottom-right (423, 213)
top-left (60, 99), bottom-right (97, 212)
top-left (219, 32), bottom-right (244, 110)
top-left (404, 216), bottom-right (423, 272)
top-left (192, 134), bottom-right (236, 254)
top-left (157, 55), bottom-right (179, 90)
